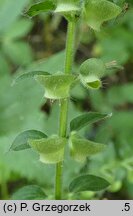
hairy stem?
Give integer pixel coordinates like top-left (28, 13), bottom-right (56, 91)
top-left (55, 20), bottom-right (76, 200)
top-left (64, 21), bottom-right (77, 75)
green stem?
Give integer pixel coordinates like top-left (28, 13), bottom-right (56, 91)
top-left (65, 21), bottom-right (77, 74)
top-left (55, 20), bottom-right (76, 200)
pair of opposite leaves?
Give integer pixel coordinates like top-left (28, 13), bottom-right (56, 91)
top-left (27, 0), bottom-right (122, 31)
top-left (15, 58), bottom-right (107, 100)
top-left (29, 132), bottom-right (106, 164)
top-left (11, 131), bottom-right (106, 164)
top-left (11, 111), bottom-right (111, 164)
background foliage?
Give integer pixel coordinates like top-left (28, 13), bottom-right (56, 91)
top-left (0, 0), bottom-right (133, 199)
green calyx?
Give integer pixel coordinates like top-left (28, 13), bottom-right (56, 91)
top-left (29, 135), bottom-right (67, 164)
top-left (80, 58), bottom-right (106, 78)
top-left (35, 73), bottom-right (76, 99)
top-left (55, 0), bottom-right (80, 13)
top-left (55, 0), bottom-right (81, 21)
top-left (80, 75), bottom-right (102, 90)
top-left (69, 132), bottom-right (106, 162)
top-left (84, 0), bottom-right (122, 31)
top-left (79, 58), bottom-right (106, 90)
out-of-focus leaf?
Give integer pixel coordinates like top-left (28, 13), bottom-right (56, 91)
top-left (69, 174), bottom-right (110, 192)
top-left (101, 39), bottom-right (129, 64)
top-left (0, 52), bottom-right (10, 75)
top-left (88, 143), bottom-right (117, 177)
top-left (4, 19), bottom-right (33, 40)
top-left (96, 27), bottom-right (132, 65)
top-left (96, 112), bottom-right (133, 141)
top-left (3, 41), bottom-right (33, 65)
top-left (10, 130), bottom-right (47, 151)
top-left (0, 0), bottom-right (29, 32)
top-left (71, 83), bottom-right (86, 99)
top-left (95, 112), bottom-right (133, 159)
top-left (89, 91), bottom-right (110, 113)
top-left (0, 74), bottom-right (45, 136)
top-left (26, 1), bottom-right (56, 17)
top-left (11, 185), bottom-right (46, 200)
top-left (107, 84), bottom-right (133, 106)
top-left (17, 51), bottom-right (65, 74)
top-left (70, 112), bottom-right (111, 131)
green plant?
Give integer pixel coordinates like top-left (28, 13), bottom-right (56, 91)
top-left (10, 0), bottom-right (122, 200)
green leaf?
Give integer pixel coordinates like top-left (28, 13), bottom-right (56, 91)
top-left (26, 1), bottom-right (56, 17)
top-left (10, 130), bottom-right (47, 151)
top-left (84, 0), bottom-right (122, 31)
top-left (11, 185), bottom-right (46, 200)
top-left (0, 52), bottom-right (10, 75)
top-left (69, 133), bottom-right (106, 162)
top-left (0, 74), bottom-right (45, 136)
top-left (0, 0), bottom-right (29, 32)
top-left (13, 71), bottom-right (50, 85)
top-left (79, 58), bottom-right (106, 90)
top-left (70, 112), bottom-right (112, 131)
top-left (35, 73), bottom-right (76, 99)
top-left (17, 50), bottom-right (65, 75)
top-left (69, 174), bottom-right (110, 192)
top-left (3, 41), bottom-right (33, 65)
top-left (4, 19), bottom-right (33, 40)
top-left (107, 84), bottom-right (133, 106)
top-left (99, 30), bottom-right (130, 65)
top-left (29, 135), bottom-right (67, 164)
top-left (71, 83), bottom-right (86, 100)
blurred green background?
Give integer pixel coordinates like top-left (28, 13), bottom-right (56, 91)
top-left (0, 0), bottom-right (133, 200)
